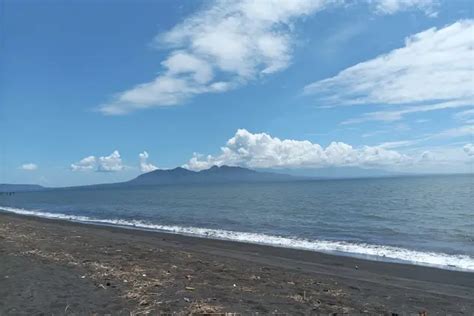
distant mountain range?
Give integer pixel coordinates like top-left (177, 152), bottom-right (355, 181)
top-left (127, 165), bottom-right (297, 185)
top-left (1, 165), bottom-right (435, 192)
top-left (1, 166), bottom-right (298, 192)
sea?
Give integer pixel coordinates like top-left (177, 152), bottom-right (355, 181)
top-left (1, 174), bottom-right (473, 272)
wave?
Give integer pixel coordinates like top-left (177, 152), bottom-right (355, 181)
top-left (1, 205), bottom-right (473, 272)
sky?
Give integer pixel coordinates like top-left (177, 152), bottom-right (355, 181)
top-left (1, 0), bottom-right (473, 187)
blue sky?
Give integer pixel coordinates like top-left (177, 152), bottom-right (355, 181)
top-left (1, 0), bottom-right (473, 186)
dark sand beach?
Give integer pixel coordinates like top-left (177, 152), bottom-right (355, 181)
top-left (0, 212), bottom-right (473, 315)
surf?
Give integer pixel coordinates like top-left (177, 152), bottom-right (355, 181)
top-left (1, 205), bottom-right (473, 272)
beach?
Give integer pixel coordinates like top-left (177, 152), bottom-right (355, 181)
top-left (0, 212), bottom-right (473, 315)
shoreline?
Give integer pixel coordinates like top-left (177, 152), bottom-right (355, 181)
top-left (1, 206), bottom-right (472, 273)
top-left (1, 211), bottom-right (473, 314)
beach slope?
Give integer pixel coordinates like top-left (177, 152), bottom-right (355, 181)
top-left (0, 212), bottom-right (473, 314)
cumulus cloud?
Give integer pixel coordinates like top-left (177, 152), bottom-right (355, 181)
top-left (71, 151), bottom-right (124, 172)
top-left (19, 163), bottom-right (38, 171)
top-left (183, 129), bottom-right (411, 171)
top-left (97, 150), bottom-right (124, 172)
top-left (71, 156), bottom-right (96, 171)
top-left (464, 143), bottom-right (474, 156)
top-left (99, 0), bottom-right (437, 115)
top-left (139, 151), bottom-right (158, 173)
top-left (304, 20), bottom-right (474, 123)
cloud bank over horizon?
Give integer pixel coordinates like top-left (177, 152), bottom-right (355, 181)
top-left (183, 129), bottom-right (472, 172)
top-left (60, 129), bottom-right (472, 178)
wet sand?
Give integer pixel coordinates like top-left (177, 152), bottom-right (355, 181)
top-left (0, 212), bottom-right (473, 315)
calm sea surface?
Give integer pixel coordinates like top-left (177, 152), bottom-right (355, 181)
top-left (1, 174), bottom-right (473, 271)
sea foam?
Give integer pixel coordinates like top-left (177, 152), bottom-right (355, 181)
top-left (1, 205), bottom-right (473, 272)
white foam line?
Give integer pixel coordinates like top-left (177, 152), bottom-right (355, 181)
top-left (1, 206), bottom-right (473, 272)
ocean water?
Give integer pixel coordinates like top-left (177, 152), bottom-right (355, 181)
top-left (1, 174), bottom-right (473, 271)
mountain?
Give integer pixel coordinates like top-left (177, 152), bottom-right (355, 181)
top-left (262, 166), bottom-right (402, 179)
top-left (0, 166), bottom-right (297, 192)
top-left (128, 165), bottom-right (297, 185)
top-left (0, 184), bottom-right (45, 192)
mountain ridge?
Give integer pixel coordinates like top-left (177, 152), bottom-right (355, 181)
top-left (127, 165), bottom-right (297, 185)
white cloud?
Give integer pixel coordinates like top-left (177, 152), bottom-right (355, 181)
top-left (71, 156), bottom-right (96, 171)
top-left (305, 20), bottom-right (474, 123)
top-left (454, 109), bottom-right (474, 124)
top-left (464, 143), bottom-right (474, 156)
top-left (71, 151), bottom-right (124, 172)
top-left (19, 163), bottom-right (38, 171)
top-left (402, 144), bottom-right (474, 173)
top-left (139, 151), bottom-right (158, 173)
top-left (97, 150), bottom-right (124, 172)
top-left (428, 125), bottom-right (473, 140)
top-left (369, 0), bottom-right (438, 16)
top-left (342, 100), bottom-right (473, 124)
top-left (100, 0), bottom-right (328, 115)
top-left (100, 0), bottom-right (437, 115)
top-left (375, 125), bottom-right (473, 149)
top-left (183, 129), bottom-right (411, 171)
top-left (377, 139), bottom-right (420, 149)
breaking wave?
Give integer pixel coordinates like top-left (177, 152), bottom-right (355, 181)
top-left (1, 206), bottom-right (473, 272)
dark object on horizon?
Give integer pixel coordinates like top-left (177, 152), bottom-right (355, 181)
top-left (0, 184), bottom-right (45, 193)
top-left (127, 165), bottom-right (297, 186)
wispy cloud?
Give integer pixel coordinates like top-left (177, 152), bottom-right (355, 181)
top-left (454, 109), bottom-right (474, 124)
top-left (369, 0), bottom-right (438, 16)
top-left (375, 125), bottom-right (474, 149)
top-left (377, 139), bottom-right (421, 149)
top-left (428, 125), bottom-right (474, 140)
top-left (342, 100), bottom-right (473, 124)
top-left (305, 20), bottom-right (474, 123)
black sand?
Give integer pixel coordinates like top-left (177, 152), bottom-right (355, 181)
top-left (0, 212), bottom-right (473, 314)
